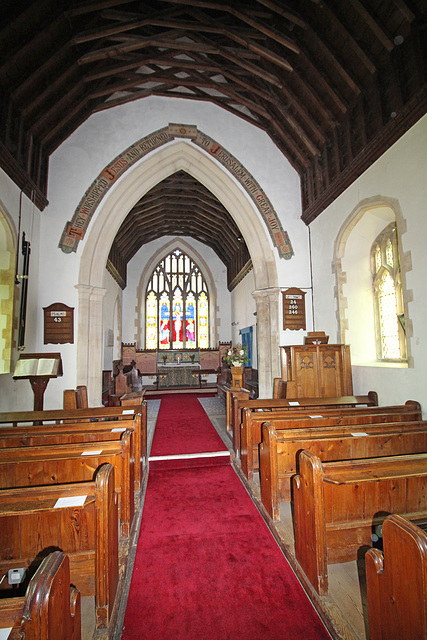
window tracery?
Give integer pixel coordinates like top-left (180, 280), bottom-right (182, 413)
top-left (145, 248), bottom-right (209, 349)
top-left (371, 224), bottom-right (406, 361)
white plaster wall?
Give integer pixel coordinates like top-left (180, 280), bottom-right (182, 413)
top-left (0, 169), bottom-right (47, 410)
top-left (103, 270), bottom-right (122, 372)
top-left (231, 269), bottom-right (257, 367)
top-left (310, 114), bottom-right (427, 410)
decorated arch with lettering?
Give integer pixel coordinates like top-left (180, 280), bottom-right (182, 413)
top-left (76, 139), bottom-right (282, 404)
top-left (60, 123), bottom-right (293, 260)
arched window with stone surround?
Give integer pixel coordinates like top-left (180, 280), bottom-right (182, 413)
top-left (145, 248), bottom-right (209, 350)
top-left (371, 223), bottom-right (406, 361)
top-left (0, 210), bottom-right (15, 374)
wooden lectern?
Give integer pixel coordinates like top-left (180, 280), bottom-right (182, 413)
top-left (13, 353), bottom-right (63, 411)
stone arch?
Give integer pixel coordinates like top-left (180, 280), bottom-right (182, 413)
top-left (134, 237), bottom-right (219, 349)
top-left (78, 140), bottom-right (279, 404)
top-left (333, 195), bottom-right (411, 365)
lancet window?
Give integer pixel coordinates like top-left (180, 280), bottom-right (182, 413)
top-left (371, 224), bottom-right (406, 361)
top-left (145, 248), bottom-right (209, 350)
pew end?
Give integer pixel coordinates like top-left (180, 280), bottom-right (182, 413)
top-left (366, 514), bottom-right (427, 640)
top-left (0, 551), bottom-right (81, 640)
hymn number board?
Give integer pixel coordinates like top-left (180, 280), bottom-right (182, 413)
top-left (43, 303), bottom-right (74, 344)
top-left (282, 288), bottom-right (306, 331)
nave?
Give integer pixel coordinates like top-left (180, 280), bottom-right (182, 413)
top-left (115, 392), bottom-right (331, 640)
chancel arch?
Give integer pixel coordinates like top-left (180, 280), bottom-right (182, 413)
top-left (334, 197), bottom-right (411, 367)
top-left (134, 238), bottom-right (218, 350)
top-left (78, 139), bottom-right (279, 405)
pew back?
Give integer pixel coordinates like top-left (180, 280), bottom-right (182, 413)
top-left (241, 400), bottom-right (422, 480)
top-left (0, 434), bottom-right (134, 539)
top-left (0, 412), bottom-right (146, 492)
top-left (293, 451), bottom-right (427, 595)
top-left (260, 420), bottom-right (427, 520)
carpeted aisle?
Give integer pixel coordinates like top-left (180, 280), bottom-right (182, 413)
top-left (149, 392), bottom-right (226, 457)
top-left (121, 393), bottom-right (331, 640)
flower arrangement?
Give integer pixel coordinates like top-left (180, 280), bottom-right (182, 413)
top-left (223, 344), bottom-right (249, 367)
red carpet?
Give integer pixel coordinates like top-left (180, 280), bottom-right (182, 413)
top-left (122, 393), bottom-right (331, 640)
top-left (149, 393), bottom-right (227, 457)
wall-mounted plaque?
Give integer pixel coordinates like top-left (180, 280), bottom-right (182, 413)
top-left (44, 303), bottom-right (74, 344)
top-left (282, 288), bottom-right (306, 331)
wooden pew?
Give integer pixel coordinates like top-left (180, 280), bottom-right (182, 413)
top-left (293, 451), bottom-right (427, 595)
top-left (0, 412), bottom-right (146, 492)
top-left (241, 400), bottom-right (422, 481)
top-left (0, 434), bottom-right (134, 539)
top-left (366, 514), bottom-right (427, 640)
top-left (0, 403), bottom-right (146, 427)
top-left (0, 464), bottom-right (118, 629)
top-left (260, 420), bottom-right (427, 520)
top-left (63, 385), bottom-right (88, 410)
top-left (233, 391), bottom-right (378, 455)
top-left (0, 551), bottom-right (81, 640)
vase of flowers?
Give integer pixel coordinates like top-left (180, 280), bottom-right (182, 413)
top-left (223, 344), bottom-right (248, 389)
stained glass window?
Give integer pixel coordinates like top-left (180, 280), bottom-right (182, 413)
top-left (145, 248), bottom-right (209, 349)
top-left (371, 224), bottom-right (406, 361)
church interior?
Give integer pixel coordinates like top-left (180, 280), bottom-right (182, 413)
top-left (0, 1), bottom-right (427, 638)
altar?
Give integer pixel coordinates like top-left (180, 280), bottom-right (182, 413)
top-left (157, 350), bottom-right (201, 388)
top-left (157, 363), bottom-right (201, 388)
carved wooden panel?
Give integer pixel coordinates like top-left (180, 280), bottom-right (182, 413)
top-left (281, 344), bottom-right (353, 398)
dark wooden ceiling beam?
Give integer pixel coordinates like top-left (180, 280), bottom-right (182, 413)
top-left (132, 197), bottom-right (238, 228)
top-left (77, 32), bottom-right (284, 87)
top-left (308, 3), bottom-right (376, 76)
top-left (21, 64), bottom-right (81, 120)
top-left (127, 204), bottom-right (241, 241)
top-left (102, 71), bottom-right (272, 119)
top-left (66, 0), bottom-right (140, 17)
top-left (10, 42), bottom-right (75, 102)
top-left (253, 0), bottom-right (307, 29)
top-left (346, 0), bottom-right (395, 51)
top-left (0, 13), bottom-right (67, 78)
top-left (121, 208), bottom-right (240, 251)
top-left (161, 0), bottom-right (301, 53)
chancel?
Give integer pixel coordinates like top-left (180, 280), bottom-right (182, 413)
top-left (0, 2), bottom-right (426, 639)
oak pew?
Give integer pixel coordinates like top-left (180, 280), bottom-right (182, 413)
top-left (0, 551), bottom-right (81, 640)
top-left (293, 451), bottom-right (427, 595)
top-left (240, 400), bottom-right (422, 481)
top-left (366, 514), bottom-right (427, 640)
top-left (0, 413), bottom-right (146, 493)
top-left (0, 464), bottom-right (118, 629)
top-left (63, 385), bottom-right (88, 410)
top-left (232, 391), bottom-right (378, 455)
top-left (260, 420), bottom-right (427, 520)
top-left (0, 403), bottom-right (146, 427)
top-left (0, 434), bottom-right (134, 539)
